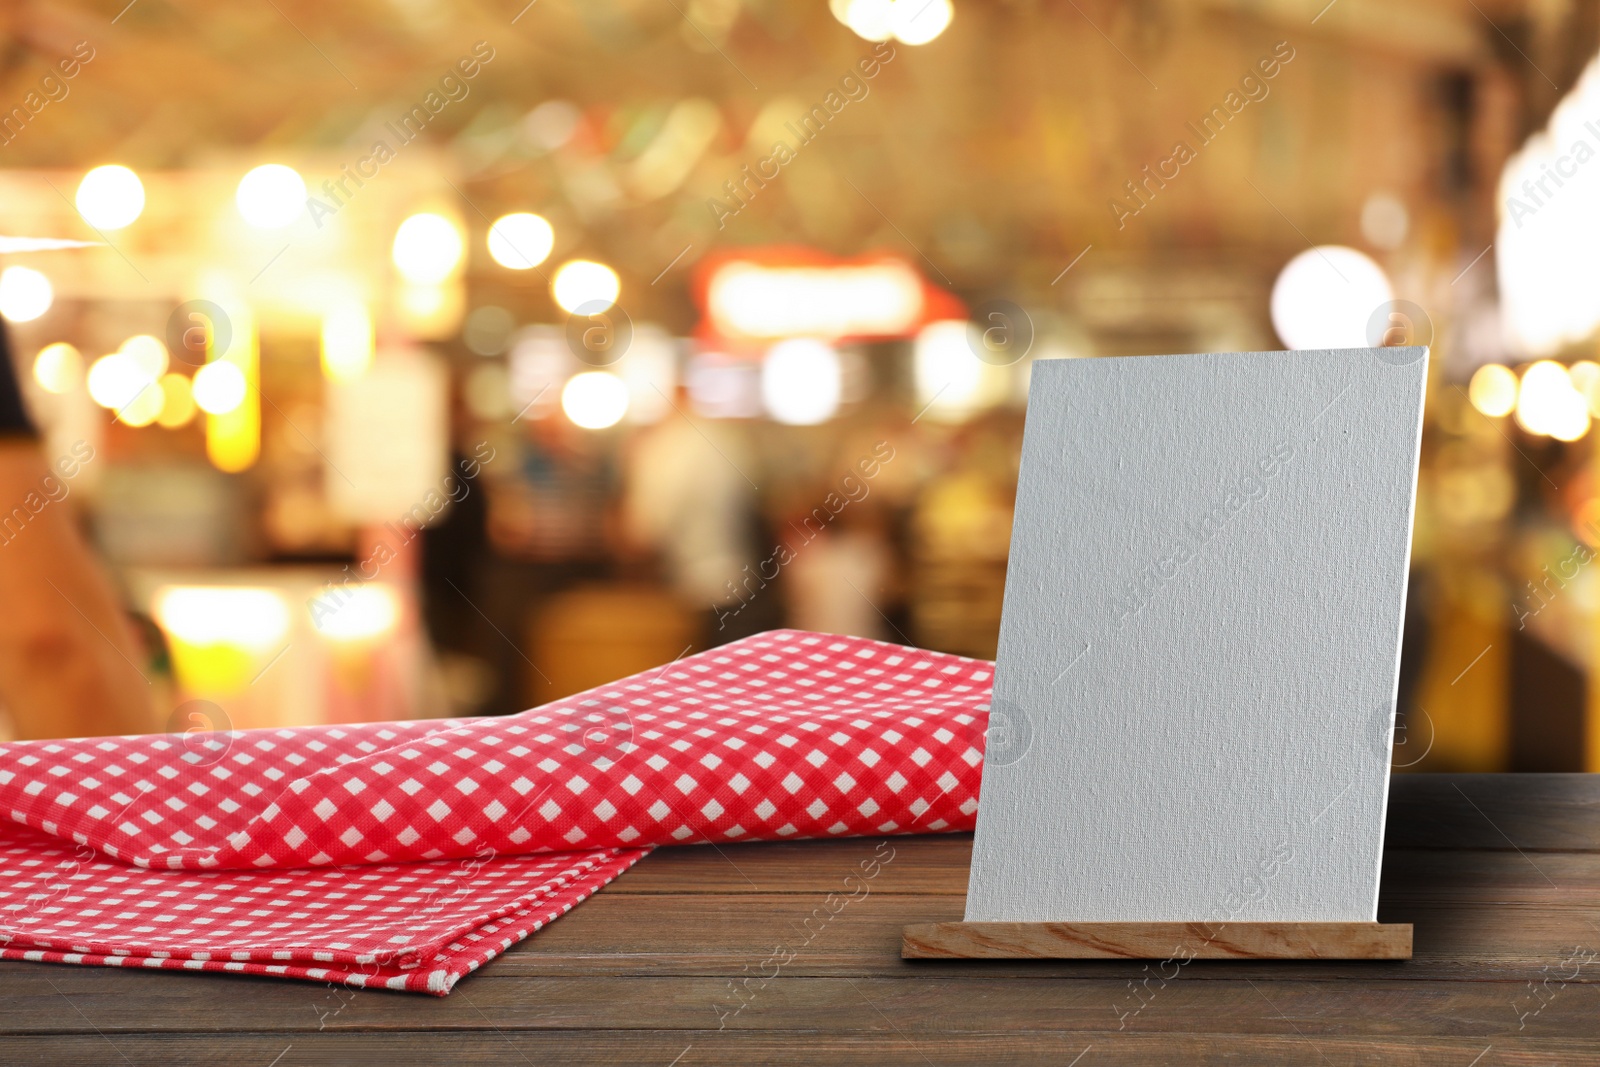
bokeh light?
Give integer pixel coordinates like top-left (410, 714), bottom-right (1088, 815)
top-left (391, 213), bottom-right (464, 284)
top-left (1516, 360), bottom-right (1590, 441)
top-left (154, 586), bottom-right (290, 649)
top-left (192, 360), bottom-right (248, 415)
top-left (32, 343), bottom-right (82, 395)
top-left (561, 371), bottom-right (629, 429)
top-left (487, 213), bottom-right (555, 270)
top-left (310, 585), bottom-right (400, 641)
top-left (320, 304), bottom-right (374, 384)
top-left (1569, 360), bottom-right (1600, 416)
top-left (0, 266), bottom-right (53, 323)
top-left (117, 379), bottom-right (165, 427)
top-left (156, 373), bottom-right (197, 428)
top-left (120, 335), bottom-right (169, 379)
top-left (890, 0), bottom-right (953, 44)
top-left (834, 0), bottom-right (895, 41)
top-left (1467, 363), bottom-right (1518, 418)
top-left (236, 164), bottom-right (307, 228)
top-left (75, 164), bottom-right (145, 230)
top-left (86, 353), bottom-right (149, 410)
top-left (761, 339), bottom-right (842, 426)
top-left (552, 260), bottom-right (620, 313)
top-left (1270, 246), bottom-right (1393, 350)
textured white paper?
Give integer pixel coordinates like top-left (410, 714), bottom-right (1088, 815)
top-left (965, 347), bottom-right (1427, 923)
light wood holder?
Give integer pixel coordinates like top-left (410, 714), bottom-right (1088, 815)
top-left (901, 921), bottom-right (1412, 960)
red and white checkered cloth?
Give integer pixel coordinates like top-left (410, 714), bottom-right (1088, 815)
top-left (0, 630), bottom-right (991, 993)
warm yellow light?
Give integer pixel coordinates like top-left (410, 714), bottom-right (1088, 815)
top-left (236, 164), bottom-right (306, 229)
top-left (561, 371), bottom-right (629, 429)
top-left (1270, 246), bottom-right (1392, 350)
top-left (119, 334), bottom-right (169, 379)
top-left (487, 212), bottom-right (555, 270)
top-left (75, 164), bottom-right (145, 230)
top-left (839, 0), bottom-right (894, 41)
top-left (154, 586), bottom-right (290, 649)
top-left (552, 260), bottom-right (620, 313)
top-left (391, 212), bottom-right (464, 284)
top-left (32, 343), bottom-right (81, 394)
top-left (87, 353), bottom-right (150, 410)
top-left (1570, 360), bottom-right (1600, 416)
top-left (117, 379), bottom-right (165, 427)
top-left (913, 319), bottom-right (1009, 422)
top-left (1516, 360), bottom-right (1590, 440)
top-left (1553, 406), bottom-right (1593, 442)
top-left (0, 266), bottom-right (53, 323)
top-left (1467, 364), bottom-right (1518, 418)
top-left (195, 284), bottom-right (260, 473)
top-left (761, 339), bottom-right (841, 425)
top-left (320, 304), bottom-right (374, 383)
top-left (890, 0), bottom-right (952, 44)
top-left (707, 260), bottom-right (923, 340)
top-left (192, 360), bottom-right (247, 415)
top-left (156, 373), bottom-right (197, 428)
top-left (310, 585), bottom-right (400, 641)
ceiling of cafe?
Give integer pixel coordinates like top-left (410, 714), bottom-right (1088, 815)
top-left (0, 0), bottom-right (1589, 312)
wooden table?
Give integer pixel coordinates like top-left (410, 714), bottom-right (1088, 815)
top-left (4, 773), bottom-right (1600, 1064)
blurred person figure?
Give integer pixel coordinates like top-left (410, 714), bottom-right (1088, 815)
top-left (784, 515), bottom-right (896, 641)
top-left (622, 398), bottom-right (766, 640)
top-left (0, 323), bottom-right (152, 739)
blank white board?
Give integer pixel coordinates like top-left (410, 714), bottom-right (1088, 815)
top-left (965, 347), bottom-right (1427, 923)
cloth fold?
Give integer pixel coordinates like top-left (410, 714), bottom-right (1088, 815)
top-left (0, 630), bottom-right (991, 993)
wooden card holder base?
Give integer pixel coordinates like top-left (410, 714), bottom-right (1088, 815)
top-left (901, 921), bottom-right (1412, 960)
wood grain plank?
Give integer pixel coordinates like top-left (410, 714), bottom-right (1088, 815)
top-left (1386, 774), bottom-right (1600, 851)
top-left (901, 921), bottom-right (1413, 959)
top-left (4, 974), bottom-right (1600, 1039)
top-left (0, 1030), bottom-right (1593, 1067)
top-left (8, 771), bottom-right (1600, 1063)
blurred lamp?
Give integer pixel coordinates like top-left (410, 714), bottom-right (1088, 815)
top-left (120, 334), bottom-right (169, 379)
top-left (913, 318), bottom-right (1009, 421)
top-left (154, 586), bottom-right (290, 650)
top-left (1270, 246), bottom-right (1392, 350)
top-left (86, 353), bottom-right (149, 410)
top-left (835, 0), bottom-right (894, 41)
top-left (192, 359), bottom-right (248, 415)
top-left (32, 343), bottom-right (81, 394)
top-left (236, 164), bottom-right (307, 229)
top-left (156, 372), bottom-right (197, 428)
top-left (487, 212), bottom-right (555, 270)
top-left (0, 266), bottom-right (53, 323)
top-left (310, 584), bottom-right (399, 641)
top-left (320, 304), bottom-right (374, 383)
top-left (707, 260), bottom-right (923, 339)
top-left (1569, 360), bottom-right (1600, 416)
top-left (761, 339), bottom-right (842, 425)
top-left (1467, 364), bottom-right (1518, 418)
top-left (561, 371), bottom-right (629, 429)
top-left (1495, 55), bottom-right (1600, 355)
top-left (117, 378), bottom-right (165, 427)
top-left (552, 259), bottom-right (620, 313)
top-left (890, 0), bottom-right (953, 44)
top-left (75, 165), bottom-right (144, 230)
top-left (391, 213), bottom-right (464, 284)
top-left (1516, 360), bottom-right (1590, 441)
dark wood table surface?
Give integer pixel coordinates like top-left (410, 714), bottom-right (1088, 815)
top-left (4, 773), bottom-right (1600, 1064)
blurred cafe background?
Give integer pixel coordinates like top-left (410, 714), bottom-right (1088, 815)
top-left (1, 0), bottom-right (1599, 770)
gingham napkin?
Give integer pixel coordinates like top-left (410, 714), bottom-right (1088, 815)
top-left (0, 630), bottom-right (991, 993)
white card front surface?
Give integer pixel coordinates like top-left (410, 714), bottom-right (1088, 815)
top-left (965, 348), bottom-right (1427, 923)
